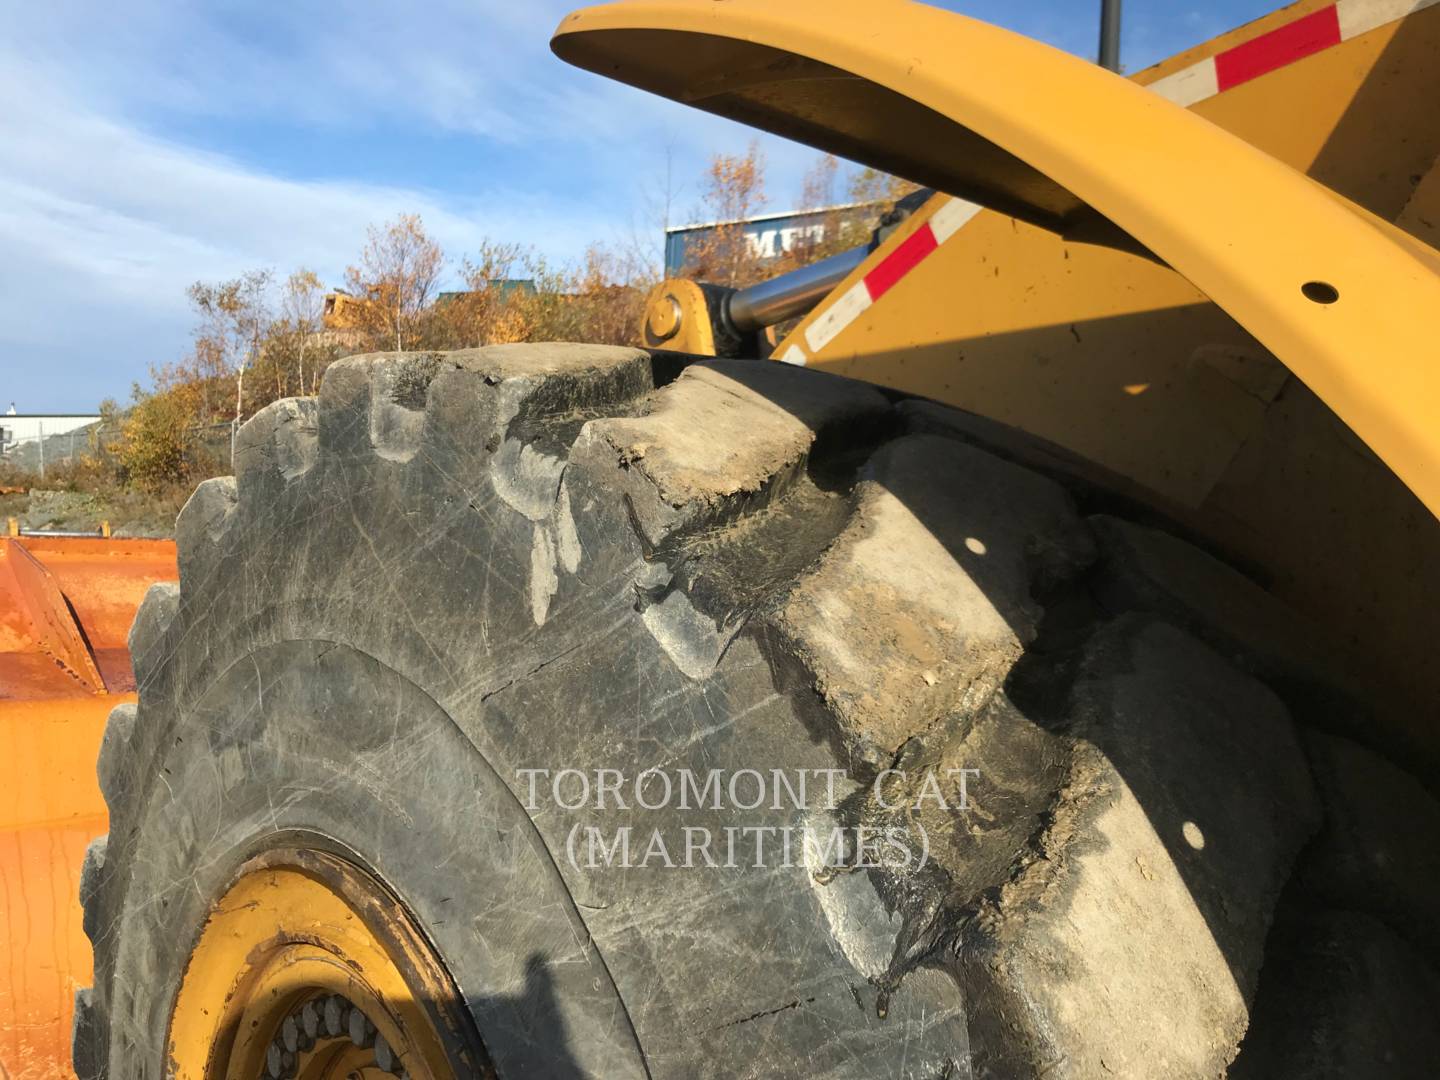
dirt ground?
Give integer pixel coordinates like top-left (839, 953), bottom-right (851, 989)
top-left (1, 489), bottom-right (180, 538)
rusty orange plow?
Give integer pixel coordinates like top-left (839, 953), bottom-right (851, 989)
top-left (0, 534), bottom-right (175, 1079)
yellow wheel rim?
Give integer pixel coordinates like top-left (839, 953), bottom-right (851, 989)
top-left (167, 847), bottom-right (487, 1079)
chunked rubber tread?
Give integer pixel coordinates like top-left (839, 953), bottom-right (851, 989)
top-left (774, 434), bottom-right (1094, 766)
top-left (1087, 514), bottom-right (1362, 723)
top-left (232, 396), bottom-right (318, 487)
top-left (1294, 732), bottom-right (1440, 963)
top-left (71, 987), bottom-right (102, 1080)
top-left (956, 618), bottom-right (1319, 1078)
top-left (572, 368), bottom-right (1094, 764)
top-left (95, 702), bottom-right (136, 810)
top-left (82, 346), bottom-right (1351, 1079)
top-left (565, 359), bottom-right (898, 683)
top-left (172, 475), bottom-right (236, 591)
top-left (78, 835), bottom-right (108, 947)
top-left (571, 358), bottom-right (892, 546)
top-left (319, 343), bottom-right (671, 466)
top-left (124, 582), bottom-right (178, 689)
top-left (1230, 910), bottom-right (1440, 1079)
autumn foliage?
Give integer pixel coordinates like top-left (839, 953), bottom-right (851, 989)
top-left (679, 145), bottom-right (919, 287)
top-left (344, 214), bottom-right (444, 352)
top-left (98, 151), bottom-right (915, 496)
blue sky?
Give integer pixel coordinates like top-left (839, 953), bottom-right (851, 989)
top-left (0, 0), bottom-right (1280, 412)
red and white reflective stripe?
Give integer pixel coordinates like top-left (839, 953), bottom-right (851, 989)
top-left (782, 0), bottom-right (1437, 365)
top-left (1148, 0), bottom-right (1438, 107)
top-left (796, 199), bottom-right (981, 358)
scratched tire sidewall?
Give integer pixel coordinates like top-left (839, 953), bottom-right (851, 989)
top-left (98, 635), bottom-right (645, 1078)
top-left (88, 352), bottom-right (970, 1079)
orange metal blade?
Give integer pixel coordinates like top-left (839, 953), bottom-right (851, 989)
top-left (0, 537), bottom-right (177, 1080)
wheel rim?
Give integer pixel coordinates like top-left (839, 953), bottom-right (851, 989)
top-left (166, 846), bottom-right (487, 1079)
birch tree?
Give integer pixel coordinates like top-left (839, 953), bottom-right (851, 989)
top-left (344, 214), bottom-right (444, 352)
top-left (280, 268), bottom-right (325, 393)
top-left (187, 269), bottom-right (272, 457)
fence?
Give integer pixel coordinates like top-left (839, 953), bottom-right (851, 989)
top-left (0, 421), bottom-right (234, 482)
top-left (0, 423), bottom-right (108, 479)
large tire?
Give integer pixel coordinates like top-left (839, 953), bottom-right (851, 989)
top-left (74, 345), bottom-right (1432, 1078)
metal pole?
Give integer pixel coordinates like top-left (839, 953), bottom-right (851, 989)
top-left (1099, 0), bottom-right (1122, 72)
top-left (38, 420), bottom-right (45, 481)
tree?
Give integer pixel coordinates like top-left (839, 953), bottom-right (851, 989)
top-left (345, 214), bottom-right (444, 352)
top-left (847, 166), bottom-right (921, 206)
top-left (618, 140), bottom-right (680, 284)
top-left (769, 153), bottom-right (860, 271)
top-left (800, 153), bottom-right (839, 212)
top-left (187, 269), bottom-right (273, 453)
top-left (117, 382), bottom-right (206, 492)
top-left (675, 148), bottom-right (912, 288)
top-left (683, 141), bottom-right (769, 287)
top-left (445, 240), bottom-right (532, 347)
top-left (525, 245), bottom-right (648, 348)
top-left (279, 268), bottom-right (325, 394)
top-left (567, 244), bottom-right (649, 346)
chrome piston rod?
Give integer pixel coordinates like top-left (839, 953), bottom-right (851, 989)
top-left (724, 244), bottom-right (870, 333)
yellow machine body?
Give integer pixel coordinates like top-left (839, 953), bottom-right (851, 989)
top-left (555, 0), bottom-right (1440, 754)
top-left (777, 0), bottom-right (1440, 508)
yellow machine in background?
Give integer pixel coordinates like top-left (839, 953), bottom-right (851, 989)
top-left (612, 0), bottom-right (1440, 767)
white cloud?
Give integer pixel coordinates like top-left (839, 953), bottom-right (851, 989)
top-left (0, 1), bottom-right (831, 410)
top-left (0, 72), bottom-right (619, 407)
top-left (13, 0), bottom-right (1195, 409)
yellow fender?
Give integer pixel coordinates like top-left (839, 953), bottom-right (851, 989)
top-left (553, 0), bottom-right (1440, 517)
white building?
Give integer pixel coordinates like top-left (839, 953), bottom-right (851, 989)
top-left (0, 413), bottom-right (101, 454)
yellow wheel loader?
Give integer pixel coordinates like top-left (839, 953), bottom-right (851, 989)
top-left (72, 1), bottom-right (1440, 1077)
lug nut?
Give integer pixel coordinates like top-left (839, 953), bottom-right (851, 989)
top-left (301, 999), bottom-right (322, 1040)
top-left (323, 995), bottom-right (346, 1037)
top-left (349, 1007), bottom-right (376, 1048)
top-left (375, 1033), bottom-right (396, 1072)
